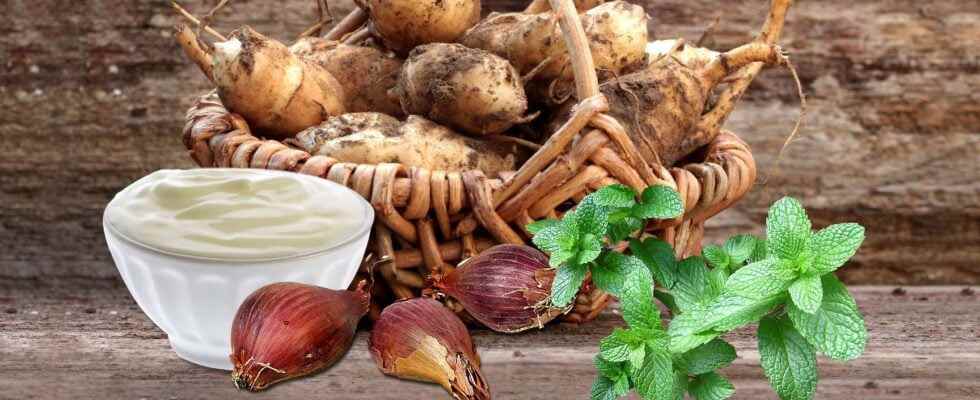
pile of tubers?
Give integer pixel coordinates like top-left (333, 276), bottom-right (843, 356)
top-left (176, 0), bottom-right (795, 175)
top-left (174, 0), bottom-right (799, 396)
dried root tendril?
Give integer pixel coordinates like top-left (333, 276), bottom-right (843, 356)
top-left (171, 1), bottom-right (227, 41)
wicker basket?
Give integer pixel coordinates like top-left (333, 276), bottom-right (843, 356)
top-left (180, 0), bottom-right (762, 324)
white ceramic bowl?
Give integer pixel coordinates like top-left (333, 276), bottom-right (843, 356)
top-left (104, 169), bottom-right (374, 370)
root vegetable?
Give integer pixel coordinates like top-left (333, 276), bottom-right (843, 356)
top-left (646, 39), bottom-right (720, 70)
top-left (460, 1), bottom-right (647, 83)
top-left (230, 282), bottom-right (369, 391)
top-left (395, 43), bottom-right (530, 136)
top-left (354, 0), bottom-right (481, 54)
top-left (601, 42), bottom-right (789, 166)
top-left (290, 37), bottom-right (404, 117)
top-left (289, 113), bottom-right (520, 176)
top-left (177, 26), bottom-right (346, 138)
top-left (431, 244), bottom-right (568, 333)
top-left (370, 298), bottom-right (490, 400)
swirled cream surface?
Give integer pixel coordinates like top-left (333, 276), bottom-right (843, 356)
top-left (105, 169), bottom-right (370, 260)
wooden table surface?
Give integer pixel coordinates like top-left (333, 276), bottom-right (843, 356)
top-left (2, 281), bottom-right (978, 400)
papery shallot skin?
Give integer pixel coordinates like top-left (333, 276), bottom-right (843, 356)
top-left (434, 244), bottom-right (568, 333)
top-left (230, 282), bottom-right (369, 391)
top-left (370, 298), bottom-right (490, 400)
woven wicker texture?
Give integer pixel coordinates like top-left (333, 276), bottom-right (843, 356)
top-left (181, 0), bottom-right (779, 323)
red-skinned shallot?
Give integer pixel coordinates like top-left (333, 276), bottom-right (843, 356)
top-left (370, 298), bottom-right (490, 399)
top-left (432, 244), bottom-right (568, 333)
top-left (230, 281), bottom-right (369, 391)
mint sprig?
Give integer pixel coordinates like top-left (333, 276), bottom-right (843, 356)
top-left (528, 193), bottom-right (867, 400)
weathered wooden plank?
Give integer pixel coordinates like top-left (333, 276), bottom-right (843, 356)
top-left (0, 0), bottom-right (977, 283)
top-left (1, 282), bottom-right (977, 399)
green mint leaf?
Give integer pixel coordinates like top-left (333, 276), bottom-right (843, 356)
top-left (550, 247), bottom-right (577, 268)
top-left (594, 355), bottom-right (627, 380)
top-left (724, 234), bottom-right (757, 265)
top-left (628, 344), bottom-right (647, 370)
top-left (577, 233), bottom-right (604, 265)
top-left (672, 368), bottom-right (689, 400)
top-left (788, 275), bottom-right (823, 314)
top-left (548, 218), bottom-right (581, 267)
top-left (749, 237), bottom-right (769, 263)
top-left (559, 211), bottom-right (581, 240)
top-left (702, 245), bottom-right (730, 270)
top-left (758, 315), bottom-right (818, 400)
top-left (590, 376), bottom-right (620, 400)
top-left (601, 328), bottom-right (663, 370)
top-left (766, 197), bottom-right (812, 261)
top-left (634, 185), bottom-right (684, 220)
top-left (551, 262), bottom-right (588, 307)
top-left (621, 265), bottom-right (662, 330)
top-left (725, 258), bottom-right (799, 299)
top-left (704, 291), bottom-right (785, 332)
top-left (681, 339), bottom-right (737, 375)
top-left (592, 253), bottom-right (628, 297)
top-left (531, 226), bottom-right (562, 254)
top-left (607, 216), bottom-right (643, 244)
top-left (669, 292), bottom-right (783, 337)
top-left (666, 306), bottom-right (720, 353)
top-left (575, 201), bottom-right (610, 237)
top-left (672, 257), bottom-right (718, 312)
top-left (630, 238), bottom-right (679, 288)
top-left (788, 275), bottom-right (867, 361)
top-left (588, 184), bottom-right (637, 208)
top-left (632, 348), bottom-right (674, 400)
top-left (600, 328), bottom-right (638, 362)
top-left (613, 374), bottom-right (630, 397)
top-left (706, 267), bottom-right (729, 299)
top-left (670, 332), bottom-right (719, 355)
top-left (527, 218), bottom-right (560, 235)
top-left (689, 372), bottom-right (735, 400)
top-left (810, 223), bottom-right (865, 275)
top-left (666, 304), bottom-right (709, 337)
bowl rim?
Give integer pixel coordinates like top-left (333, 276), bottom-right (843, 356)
top-left (103, 168), bottom-right (375, 264)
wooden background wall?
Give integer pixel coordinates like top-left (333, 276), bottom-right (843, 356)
top-left (1, 0), bottom-right (977, 284)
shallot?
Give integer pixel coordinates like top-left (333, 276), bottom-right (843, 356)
top-left (432, 244), bottom-right (568, 333)
top-left (370, 298), bottom-right (490, 399)
top-left (230, 281), bottom-right (369, 391)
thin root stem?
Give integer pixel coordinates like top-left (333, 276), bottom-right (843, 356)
top-left (199, 0), bottom-right (233, 38)
top-left (700, 43), bottom-right (786, 88)
top-left (649, 38), bottom-right (685, 66)
top-left (324, 7), bottom-right (368, 41)
top-left (776, 54), bottom-right (808, 159)
top-left (175, 24), bottom-right (215, 82)
top-left (298, 0), bottom-right (333, 39)
top-left (696, 16), bottom-right (721, 47)
top-left (171, 2), bottom-right (227, 41)
top-left (697, 0), bottom-right (793, 137)
top-left (342, 26), bottom-right (372, 44)
top-left (522, 56), bottom-right (554, 84)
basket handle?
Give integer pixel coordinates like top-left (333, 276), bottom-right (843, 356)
top-left (548, 0), bottom-right (600, 99)
top-left (488, 0), bottom-right (605, 207)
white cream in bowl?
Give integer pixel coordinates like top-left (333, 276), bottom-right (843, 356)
top-left (104, 169), bottom-right (374, 369)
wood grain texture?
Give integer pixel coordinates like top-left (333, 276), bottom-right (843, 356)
top-left (1, 282), bottom-right (977, 399)
top-left (1, 0), bottom-right (978, 283)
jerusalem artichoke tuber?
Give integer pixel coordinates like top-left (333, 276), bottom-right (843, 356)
top-left (460, 1), bottom-right (647, 83)
top-left (289, 113), bottom-right (521, 176)
top-left (354, 0), bottom-right (481, 54)
top-left (291, 38), bottom-right (405, 117)
top-left (601, 42), bottom-right (789, 166)
top-left (395, 43), bottom-right (530, 136)
top-left (177, 26), bottom-right (346, 138)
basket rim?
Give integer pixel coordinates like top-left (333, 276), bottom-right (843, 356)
top-left (185, 90), bottom-right (752, 178)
